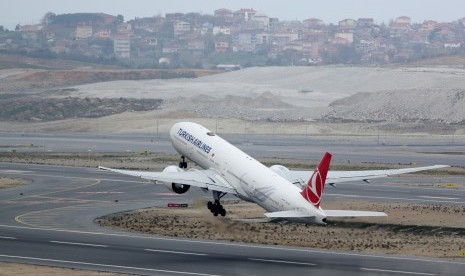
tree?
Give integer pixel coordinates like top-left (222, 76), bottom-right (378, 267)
top-left (117, 14), bottom-right (124, 24)
top-left (41, 12), bottom-right (56, 26)
top-left (15, 24), bottom-right (20, 31)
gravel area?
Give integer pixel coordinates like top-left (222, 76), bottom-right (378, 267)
top-left (0, 263), bottom-right (127, 276)
top-left (96, 200), bottom-right (465, 259)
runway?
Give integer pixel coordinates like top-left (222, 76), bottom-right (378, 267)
top-left (0, 162), bottom-right (464, 275)
top-left (1, 223), bottom-right (465, 276)
top-left (1, 131), bottom-right (464, 166)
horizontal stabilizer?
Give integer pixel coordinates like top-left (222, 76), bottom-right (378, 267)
top-left (265, 210), bottom-right (314, 218)
top-left (324, 210), bottom-right (387, 217)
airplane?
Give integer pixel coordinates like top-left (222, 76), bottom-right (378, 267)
top-left (99, 122), bottom-right (449, 224)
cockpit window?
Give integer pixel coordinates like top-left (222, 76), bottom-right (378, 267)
top-left (207, 132), bottom-right (216, 136)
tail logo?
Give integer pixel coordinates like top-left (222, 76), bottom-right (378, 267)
top-left (300, 152), bottom-right (331, 209)
top-left (302, 168), bottom-right (323, 207)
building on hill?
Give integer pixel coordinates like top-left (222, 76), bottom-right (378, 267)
top-left (303, 18), bottom-right (324, 29)
top-left (213, 26), bottom-right (231, 35)
top-left (113, 36), bottom-right (130, 58)
top-left (76, 24), bottom-right (93, 39)
top-left (94, 29), bottom-right (111, 38)
top-left (166, 13), bottom-right (184, 21)
top-left (420, 20), bottom-right (437, 32)
top-left (214, 8), bottom-right (234, 24)
top-left (215, 41), bottom-right (229, 52)
top-left (460, 18), bottom-right (465, 27)
top-left (339, 19), bottom-right (356, 28)
top-left (234, 8), bottom-right (257, 22)
top-left (357, 18), bottom-right (374, 28)
top-left (174, 21), bottom-right (191, 36)
top-left (395, 16), bottom-right (411, 25)
top-left (334, 32), bottom-right (354, 44)
top-left (252, 13), bottom-right (270, 31)
top-left (20, 24), bottom-right (43, 32)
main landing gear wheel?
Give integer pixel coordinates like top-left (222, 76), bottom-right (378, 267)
top-left (207, 200), bottom-right (226, 217)
top-left (179, 156), bottom-right (187, 169)
top-left (208, 191), bottom-right (227, 217)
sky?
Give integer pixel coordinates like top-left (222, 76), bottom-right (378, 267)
top-left (1, 0), bottom-right (465, 29)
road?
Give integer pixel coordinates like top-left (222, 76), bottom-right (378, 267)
top-left (0, 161), bottom-right (464, 275)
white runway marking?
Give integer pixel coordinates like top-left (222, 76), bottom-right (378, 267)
top-left (0, 170), bottom-right (32, 174)
top-left (76, 191), bottom-right (124, 194)
top-left (145, 249), bottom-right (208, 256)
top-left (361, 267), bottom-right (436, 275)
top-left (364, 188), bottom-right (407, 193)
top-left (418, 196), bottom-right (459, 200)
top-left (249, 258), bottom-right (315, 266)
top-left (50, 240), bottom-right (108, 248)
top-left (0, 254), bottom-right (221, 276)
top-left (0, 236), bottom-right (16, 240)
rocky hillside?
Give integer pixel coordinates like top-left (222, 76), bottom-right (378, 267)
top-left (163, 92), bottom-right (297, 121)
top-left (0, 94), bottom-right (162, 122)
top-left (324, 89), bottom-right (465, 124)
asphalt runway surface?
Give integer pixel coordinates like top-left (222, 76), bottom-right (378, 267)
top-left (0, 132), bottom-right (464, 275)
top-left (0, 161), bottom-right (464, 275)
top-left (0, 131), bottom-right (464, 166)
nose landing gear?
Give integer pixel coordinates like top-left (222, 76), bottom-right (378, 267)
top-left (179, 156), bottom-right (188, 169)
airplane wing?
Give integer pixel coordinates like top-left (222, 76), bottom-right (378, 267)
top-left (276, 165), bottom-right (450, 187)
top-left (98, 166), bottom-right (237, 195)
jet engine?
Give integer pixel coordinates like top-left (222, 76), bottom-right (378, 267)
top-left (162, 165), bottom-right (191, 194)
top-left (269, 164), bottom-right (290, 178)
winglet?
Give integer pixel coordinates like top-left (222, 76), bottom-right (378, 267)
top-left (300, 152), bottom-right (332, 208)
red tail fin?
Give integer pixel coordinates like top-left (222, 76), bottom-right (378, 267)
top-left (300, 152), bottom-right (332, 208)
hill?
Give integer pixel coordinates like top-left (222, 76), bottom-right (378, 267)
top-left (404, 54), bottom-right (465, 68)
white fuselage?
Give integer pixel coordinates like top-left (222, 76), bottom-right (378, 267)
top-left (170, 122), bottom-right (326, 223)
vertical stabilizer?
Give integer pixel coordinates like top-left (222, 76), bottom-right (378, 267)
top-left (300, 152), bottom-right (332, 208)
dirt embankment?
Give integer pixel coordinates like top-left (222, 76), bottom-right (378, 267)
top-left (324, 89), bottom-right (465, 125)
top-left (0, 95), bottom-right (162, 122)
top-left (0, 263), bottom-right (128, 276)
top-left (0, 177), bottom-right (31, 189)
top-left (96, 200), bottom-right (465, 259)
top-left (0, 68), bottom-right (221, 92)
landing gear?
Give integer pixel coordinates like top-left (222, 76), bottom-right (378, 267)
top-left (207, 191), bottom-right (227, 217)
top-left (179, 156), bottom-right (187, 169)
top-left (207, 200), bottom-right (226, 217)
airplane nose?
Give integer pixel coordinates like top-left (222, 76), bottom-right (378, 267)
top-left (170, 123), bottom-right (181, 138)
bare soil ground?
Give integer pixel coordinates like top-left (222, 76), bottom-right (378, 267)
top-left (0, 262), bottom-right (127, 276)
top-left (0, 176), bottom-right (31, 189)
top-left (405, 54), bottom-right (465, 68)
top-left (1, 65), bottom-right (465, 135)
top-left (0, 68), bottom-right (220, 93)
top-left (96, 200), bottom-right (465, 259)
